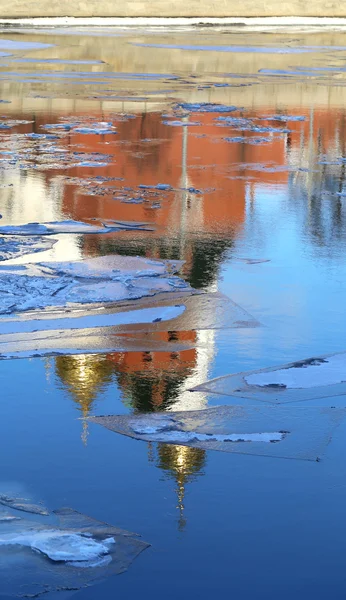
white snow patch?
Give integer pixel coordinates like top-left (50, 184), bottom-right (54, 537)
top-left (130, 417), bottom-right (179, 435)
top-left (130, 421), bottom-right (286, 443)
top-left (245, 354), bottom-right (346, 389)
top-left (0, 529), bottom-right (115, 567)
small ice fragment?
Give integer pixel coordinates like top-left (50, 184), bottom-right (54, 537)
top-left (245, 354), bottom-right (346, 389)
top-left (67, 554), bottom-right (113, 568)
top-left (0, 236), bottom-right (56, 261)
top-left (0, 507), bottom-right (149, 597)
top-left (0, 529), bottom-right (115, 564)
top-left (89, 405), bottom-right (346, 461)
top-left (177, 102), bottom-right (238, 113)
top-left (0, 494), bottom-right (49, 516)
top-left (0, 220), bottom-right (152, 236)
top-left (264, 114), bottom-right (306, 122)
top-left (162, 120), bottom-right (201, 126)
top-left (235, 257), bottom-right (270, 264)
top-left (130, 417), bottom-right (179, 435)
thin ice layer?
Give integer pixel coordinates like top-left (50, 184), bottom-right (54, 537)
top-left (88, 406), bottom-right (346, 461)
top-left (0, 287), bottom-right (258, 333)
top-left (0, 255), bottom-right (192, 315)
top-left (0, 494), bottom-right (49, 516)
top-left (0, 530), bottom-right (115, 566)
top-left (245, 354), bottom-right (346, 389)
top-left (0, 508), bottom-right (149, 597)
top-left (0, 236), bottom-right (56, 261)
top-left (0, 219), bottom-right (152, 236)
top-left (0, 272), bottom-right (191, 314)
top-left (191, 352), bottom-right (346, 404)
top-left (40, 255), bottom-right (184, 279)
top-left (130, 420), bottom-right (286, 443)
top-left (0, 288), bottom-right (260, 359)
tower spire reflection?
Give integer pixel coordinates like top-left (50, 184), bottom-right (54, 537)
top-left (151, 443), bottom-right (206, 531)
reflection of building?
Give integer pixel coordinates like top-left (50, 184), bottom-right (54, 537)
top-left (38, 103), bottom-right (346, 528)
top-left (44, 104), bottom-right (346, 410)
top-left (55, 354), bottom-right (114, 443)
top-left (150, 443), bottom-right (206, 531)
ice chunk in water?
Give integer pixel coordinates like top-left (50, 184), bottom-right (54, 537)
top-left (0, 529), bottom-right (115, 565)
top-left (191, 352), bottom-right (346, 405)
top-left (129, 418), bottom-right (285, 442)
top-left (0, 507), bottom-right (149, 597)
top-left (0, 514), bottom-right (20, 522)
top-left (41, 255), bottom-right (184, 279)
top-left (0, 236), bottom-right (56, 261)
top-left (0, 220), bottom-right (152, 236)
top-left (0, 494), bottom-right (49, 516)
top-left (89, 406), bottom-right (346, 461)
top-left (162, 120), bottom-right (201, 126)
top-left (0, 255), bottom-right (192, 315)
top-left (74, 126), bottom-right (117, 135)
top-left (177, 102), bottom-right (238, 113)
top-left (245, 355), bottom-right (345, 389)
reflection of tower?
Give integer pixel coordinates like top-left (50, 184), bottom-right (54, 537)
top-left (149, 442), bottom-right (206, 531)
top-left (55, 354), bottom-right (114, 444)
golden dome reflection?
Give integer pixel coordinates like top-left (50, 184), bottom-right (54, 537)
top-left (55, 354), bottom-right (114, 444)
top-left (150, 443), bottom-right (206, 531)
top-left (54, 352), bottom-right (207, 527)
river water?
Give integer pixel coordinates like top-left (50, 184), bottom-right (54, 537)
top-left (1, 26), bottom-right (346, 599)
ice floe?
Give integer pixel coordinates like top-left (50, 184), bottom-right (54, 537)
top-left (40, 255), bottom-right (184, 279)
top-left (224, 136), bottom-right (275, 145)
top-left (0, 251), bottom-right (259, 357)
top-left (0, 507), bottom-right (149, 597)
top-left (0, 255), bottom-right (190, 315)
top-left (0, 219), bottom-right (153, 236)
top-left (191, 352), bottom-right (346, 405)
top-left (245, 355), bottom-right (346, 389)
top-left (88, 405), bottom-right (346, 461)
top-left (0, 529), bottom-right (115, 567)
top-left (0, 290), bottom-right (259, 359)
top-left (0, 493), bottom-right (49, 516)
top-left (177, 102), bottom-right (238, 113)
top-left (162, 120), bottom-right (201, 126)
top-left (0, 236), bottom-right (57, 261)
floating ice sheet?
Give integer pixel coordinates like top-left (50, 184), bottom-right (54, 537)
top-left (0, 236), bottom-right (56, 261)
top-left (234, 257), bottom-right (270, 265)
top-left (88, 405), bottom-right (346, 461)
top-left (74, 124), bottom-right (117, 135)
top-left (0, 219), bottom-right (152, 236)
top-left (40, 255), bottom-right (184, 280)
top-left (0, 493), bottom-right (49, 516)
top-left (0, 330), bottom-right (196, 360)
top-left (177, 102), bottom-right (238, 113)
top-left (0, 507), bottom-right (149, 597)
top-left (162, 120), bottom-right (201, 127)
top-left (0, 256), bottom-right (190, 315)
top-left (191, 352), bottom-right (346, 404)
top-left (263, 114), bottom-right (306, 122)
top-left (224, 136), bottom-right (274, 145)
top-left (0, 291), bottom-right (260, 359)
